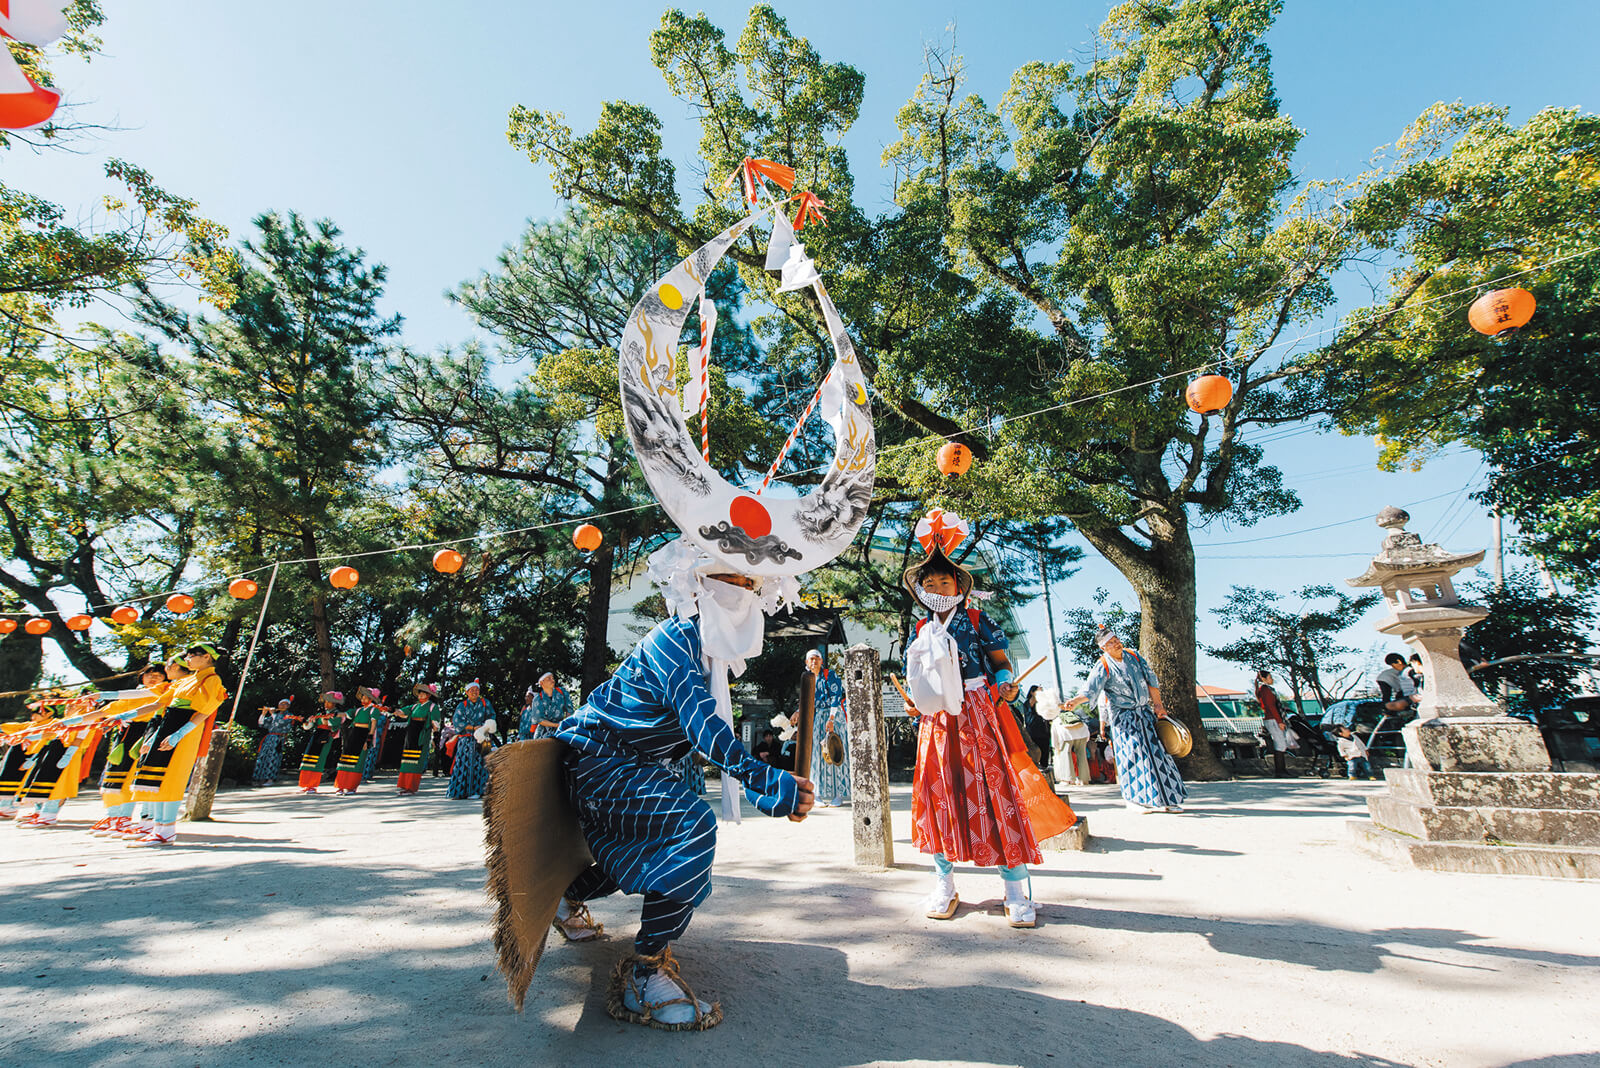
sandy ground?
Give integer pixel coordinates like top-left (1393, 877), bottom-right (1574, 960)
top-left (0, 774), bottom-right (1595, 1068)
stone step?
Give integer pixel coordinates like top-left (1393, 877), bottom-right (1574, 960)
top-left (1348, 820), bottom-right (1600, 880)
top-left (1367, 795), bottom-right (1600, 847)
top-left (1382, 768), bottom-right (1600, 811)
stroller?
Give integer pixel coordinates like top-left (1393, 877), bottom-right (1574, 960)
top-left (1285, 712), bottom-right (1339, 778)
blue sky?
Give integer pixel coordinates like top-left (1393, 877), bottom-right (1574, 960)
top-left (9, 1), bottom-right (1596, 693)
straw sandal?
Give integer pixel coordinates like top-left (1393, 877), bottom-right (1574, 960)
top-left (606, 947), bottom-right (723, 1032)
top-left (551, 899), bottom-right (604, 942)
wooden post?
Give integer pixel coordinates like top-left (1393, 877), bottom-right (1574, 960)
top-left (842, 643), bottom-right (892, 869)
top-left (795, 667), bottom-right (815, 780)
top-left (184, 728), bottom-right (231, 821)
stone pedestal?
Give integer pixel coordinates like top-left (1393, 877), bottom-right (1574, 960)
top-left (1040, 820), bottom-right (1092, 851)
top-left (842, 644), bottom-right (893, 870)
top-left (1403, 716), bottom-right (1551, 773)
top-left (1350, 768), bottom-right (1600, 879)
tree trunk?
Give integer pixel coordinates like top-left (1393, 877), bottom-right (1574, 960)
top-left (48, 631), bottom-right (116, 684)
top-left (220, 615), bottom-right (245, 662)
top-left (0, 631), bottom-right (43, 718)
top-left (580, 541), bottom-right (615, 699)
top-left (1079, 524), bottom-right (1231, 782)
top-left (300, 527), bottom-right (336, 693)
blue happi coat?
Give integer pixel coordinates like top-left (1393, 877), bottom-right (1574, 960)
top-left (519, 688), bottom-right (572, 740)
top-left (556, 615), bottom-right (798, 906)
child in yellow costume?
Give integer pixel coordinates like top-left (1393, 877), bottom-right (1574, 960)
top-left (128, 644), bottom-right (229, 846)
top-left (14, 691), bottom-right (105, 828)
top-left (0, 707), bottom-right (57, 820)
top-left (91, 664), bottom-right (173, 837)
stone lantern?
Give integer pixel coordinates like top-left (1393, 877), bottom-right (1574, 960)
top-left (1347, 509), bottom-right (1599, 880)
top-left (1346, 506), bottom-right (1548, 770)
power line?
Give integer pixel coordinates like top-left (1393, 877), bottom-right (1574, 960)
top-left (14, 245), bottom-right (1594, 615)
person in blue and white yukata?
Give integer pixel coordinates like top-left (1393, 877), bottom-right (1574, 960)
top-left (806, 648), bottom-right (849, 806)
top-left (1066, 626), bottom-right (1187, 813)
top-left (518, 672), bottom-right (572, 741)
top-left (445, 680), bottom-right (495, 800)
top-left (548, 541), bottom-right (814, 1032)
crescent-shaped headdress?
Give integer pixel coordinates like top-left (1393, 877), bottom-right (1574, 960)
top-left (617, 208), bottom-right (875, 578)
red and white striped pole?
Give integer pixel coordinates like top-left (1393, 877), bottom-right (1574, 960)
top-left (757, 382), bottom-right (823, 494)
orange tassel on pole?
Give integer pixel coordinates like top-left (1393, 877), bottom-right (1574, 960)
top-left (721, 157), bottom-right (797, 204)
top-left (792, 191), bottom-right (828, 229)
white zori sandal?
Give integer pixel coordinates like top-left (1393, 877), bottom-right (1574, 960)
top-left (924, 874), bottom-right (959, 920)
top-left (1003, 881), bottom-right (1037, 928)
top-left (551, 898), bottom-right (604, 942)
top-left (607, 947), bottom-right (723, 1032)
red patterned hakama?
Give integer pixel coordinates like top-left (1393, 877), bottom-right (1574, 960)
top-left (911, 683), bottom-right (1042, 868)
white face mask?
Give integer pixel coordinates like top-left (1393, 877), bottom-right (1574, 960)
top-left (699, 577), bottom-right (765, 664)
top-left (916, 585), bottom-right (965, 614)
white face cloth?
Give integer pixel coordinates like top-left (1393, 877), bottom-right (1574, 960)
top-left (698, 577), bottom-right (765, 671)
top-left (645, 539), bottom-right (802, 824)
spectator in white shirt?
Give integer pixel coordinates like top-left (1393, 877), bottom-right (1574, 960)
top-left (1335, 726), bottom-right (1371, 780)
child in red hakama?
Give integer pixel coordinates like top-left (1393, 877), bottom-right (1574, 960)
top-left (904, 517), bottom-right (1041, 928)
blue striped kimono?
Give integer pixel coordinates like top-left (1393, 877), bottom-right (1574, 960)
top-left (555, 616), bottom-right (798, 913)
top-left (1081, 650), bottom-right (1187, 810)
top-left (446, 697), bottom-right (494, 800)
top-left (810, 667), bottom-right (850, 804)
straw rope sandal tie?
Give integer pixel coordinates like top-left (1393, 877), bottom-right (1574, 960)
top-left (551, 899), bottom-right (604, 943)
top-left (606, 947), bottom-right (723, 1032)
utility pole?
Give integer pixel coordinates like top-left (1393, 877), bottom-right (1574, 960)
top-left (1038, 532), bottom-right (1065, 695)
top-left (1492, 509), bottom-right (1505, 593)
top-left (1491, 509), bottom-right (1510, 710)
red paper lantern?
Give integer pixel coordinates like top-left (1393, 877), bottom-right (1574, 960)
top-left (229, 577), bottom-right (260, 600)
top-left (330, 566), bottom-right (360, 589)
top-left (24, 618), bottom-right (51, 635)
top-left (1468, 287), bottom-right (1536, 335)
top-left (0, 618), bottom-right (17, 634)
top-left (433, 548), bottom-right (465, 574)
top-left (573, 524), bottom-right (603, 552)
top-left (1185, 374), bottom-right (1234, 415)
top-left (166, 593), bottom-right (196, 615)
top-left (66, 614), bottom-right (93, 631)
top-left (937, 442), bottom-right (972, 477)
top-left (111, 605), bottom-right (140, 625)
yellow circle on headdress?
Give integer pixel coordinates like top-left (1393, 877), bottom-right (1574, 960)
top-left (658, 283), bottom-right (684, 310)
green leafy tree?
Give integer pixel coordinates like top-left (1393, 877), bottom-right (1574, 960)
top-left (501, 2), bottom-right (1575, 776)
top-left (1464, 568), bottom-right (1595, 714)
top-left (1059, 587), bottom-right (1143, 679)
top-left (0, 333), bottom-right (207, 687)
top-left (135, 212), bottom-right (398, 693)
top-left (1295, 101), bottom-right (1600, 581)
top-left (0, 3), bottom-right (234, 381)
top-left (1206, 584), bottom-right (1380, 708)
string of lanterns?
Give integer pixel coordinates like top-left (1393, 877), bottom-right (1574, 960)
top-left (0, 276), bottom-right (1552, 636)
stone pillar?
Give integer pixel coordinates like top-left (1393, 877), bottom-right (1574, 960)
top-left (184, 727), bottom-right (230, 821)
top-left (842, 643), bottom-right (893, 869)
